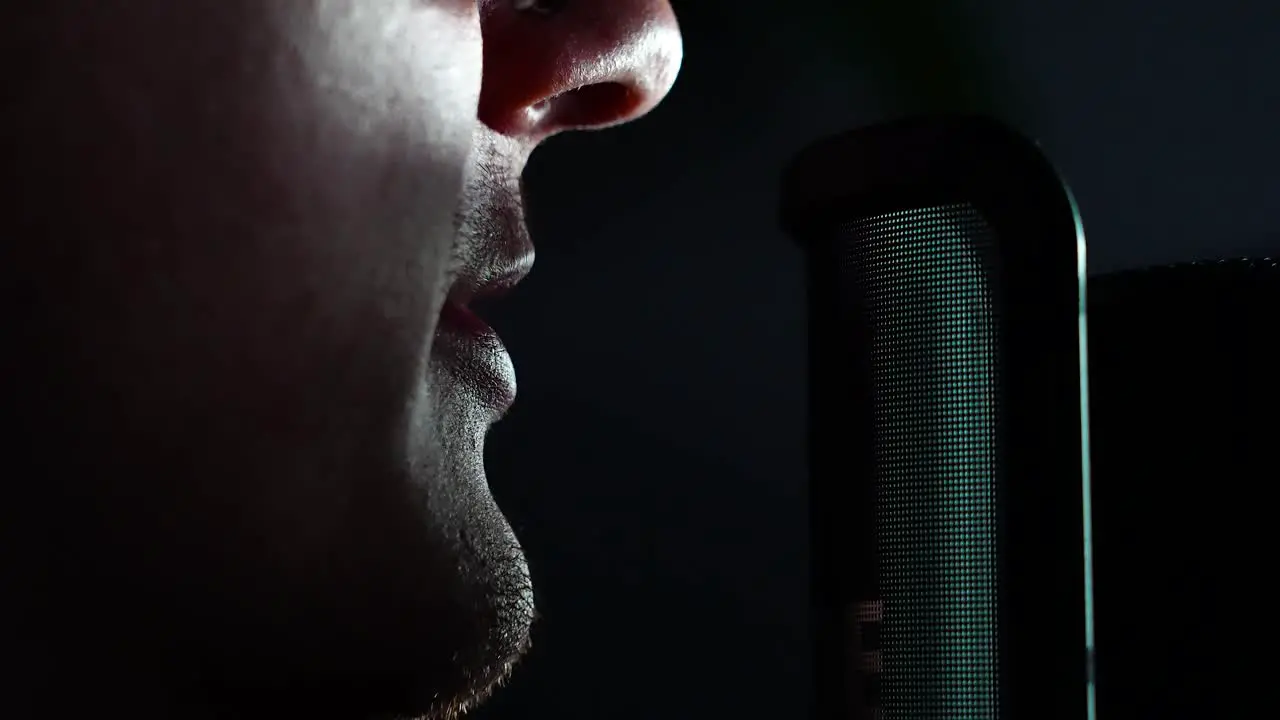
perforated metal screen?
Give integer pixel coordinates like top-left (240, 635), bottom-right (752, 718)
top-left (839, 204), bottom-right (1002, 719)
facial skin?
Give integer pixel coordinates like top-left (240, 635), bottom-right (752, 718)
top-left (4, 2), bottom-right (680, 719)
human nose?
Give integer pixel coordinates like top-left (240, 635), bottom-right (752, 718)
top-left (478, 0), bottom-right (683, 141)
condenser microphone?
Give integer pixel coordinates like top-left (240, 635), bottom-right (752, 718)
top-left (780, 116), bottom-right (1095, 720)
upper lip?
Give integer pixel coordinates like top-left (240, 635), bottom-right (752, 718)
top-left (447, 251), bottom-right (536, 310)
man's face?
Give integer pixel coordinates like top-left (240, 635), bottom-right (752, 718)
top-left (8, 1), bottom-right (680, 718)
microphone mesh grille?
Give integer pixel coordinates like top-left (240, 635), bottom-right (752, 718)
top-left (839, 203), bottom-right (1003, 719)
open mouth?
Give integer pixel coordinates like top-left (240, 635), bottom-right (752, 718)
top-left (433, 252), bottom-right (532, 418)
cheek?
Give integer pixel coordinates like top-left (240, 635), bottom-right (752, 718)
top-left (36, 0), bottom-right (487, 401)
top-left (261, 1), bottom-right (486, 321)
top-left (37, 0), bottom-right (489, 458)
top-left (286, 0), bottom-right (484, 164)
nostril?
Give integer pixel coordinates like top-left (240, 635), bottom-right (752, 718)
top-left (548, 81), bottom-right (642, 129)
top-left (512, 0), bottom-right (570, 14)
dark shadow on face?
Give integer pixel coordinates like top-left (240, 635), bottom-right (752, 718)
top-left (4, 1), bottom-right (681, 719)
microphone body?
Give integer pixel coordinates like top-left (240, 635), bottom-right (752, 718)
top-left (782, 116), bottom-right (1095, 720)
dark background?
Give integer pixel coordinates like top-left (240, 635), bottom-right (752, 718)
top-left (475, 1), bottom-right (1278, 718)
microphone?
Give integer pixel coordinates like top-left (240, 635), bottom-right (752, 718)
top-left (781, 116), bottom-right (1095, 720)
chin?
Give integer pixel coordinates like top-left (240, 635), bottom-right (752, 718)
top-left (406, 516), bottom-right (536, 720)
top-left (180, 408), bottom-right (535, 720)
top-left (33, 448), bottom-right (535, 720)
top-left (192, 496), bottom-right (535, 720)
top-left (239, 352), bottom-right (538, 720)
top-left (362, 384), bottom-right (536, 720)
top-left (329, 462), bottom-right (535, 720)
top-left (25, 317), bottom-right (535, 720)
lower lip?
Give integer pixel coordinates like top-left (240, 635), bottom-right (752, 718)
top-left (435, 301), bottom-right (517, 416)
